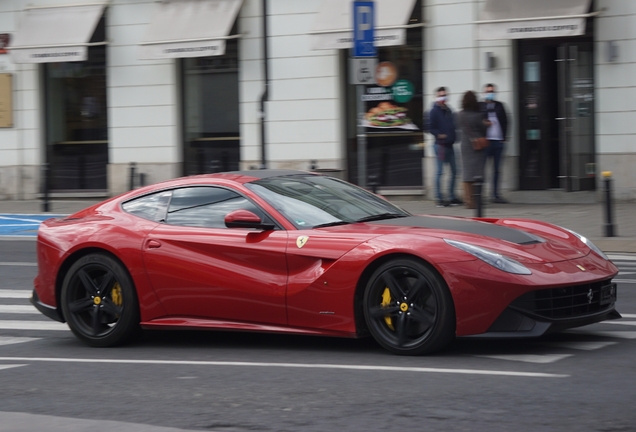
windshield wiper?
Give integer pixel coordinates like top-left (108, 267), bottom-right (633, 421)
top-left (312, 220), bottom-right (352, 229)
top-left (355, 213), bottom-right (407, 223)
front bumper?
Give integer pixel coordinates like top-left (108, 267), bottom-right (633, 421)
top-left (30, 289), bottom-right (65, 323)
top-left (472, 280), bottom-right (620, 338)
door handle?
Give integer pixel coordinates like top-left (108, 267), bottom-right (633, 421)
top-left (146, 239), bottom-right (162, 249)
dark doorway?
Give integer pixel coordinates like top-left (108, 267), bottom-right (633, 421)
top-left (517, 37), bottom-right (595, 192)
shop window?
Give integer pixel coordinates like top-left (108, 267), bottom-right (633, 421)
top-left (181, 30), bottom-right (239, 176)
top-left (344, 0), bottom-right (423, 188)
top-left (44, 15), bottom-right (108, 191)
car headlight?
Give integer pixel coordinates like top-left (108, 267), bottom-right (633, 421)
top-left (564, 228), bottom-right (609, 260)
top-left (444, 239), bottom-right (532, 275)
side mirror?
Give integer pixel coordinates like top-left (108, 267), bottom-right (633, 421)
top-left (224, 210), bottom-right (274, 230)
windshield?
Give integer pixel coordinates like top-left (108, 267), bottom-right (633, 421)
top-left (245, 175), bottom-right (410, 229)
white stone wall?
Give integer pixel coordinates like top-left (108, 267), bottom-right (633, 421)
top-left (0, 1), bottom-right (40, 199)
top-left (240, 0), bottom-right (342, 171)
top-left (595, 0), bottom-right (636, 200)
top-left (107, 0), bottom-right (180, 195)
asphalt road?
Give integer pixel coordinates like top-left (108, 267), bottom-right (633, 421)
top-left (1, 240), bottom-right (635, 432)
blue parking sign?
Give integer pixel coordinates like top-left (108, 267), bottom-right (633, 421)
top-left (353, 1), bottom-right (376, 58)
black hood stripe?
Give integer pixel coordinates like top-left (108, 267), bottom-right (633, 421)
top-left (369, 216), bottom-right (541, 245)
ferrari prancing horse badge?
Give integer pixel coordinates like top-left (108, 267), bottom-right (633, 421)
top-left (296, 236), bottom-right (309, 249)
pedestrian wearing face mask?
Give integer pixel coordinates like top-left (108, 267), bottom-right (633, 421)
top-left (480, 83), bottom-right (509, 204)
top-left (429, 87), bottom-right (462, 207)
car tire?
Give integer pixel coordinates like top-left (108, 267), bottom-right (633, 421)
top-left (61, 253), bottom-right (140, 347)
top-left (363, 258), bottom-right (455, 355)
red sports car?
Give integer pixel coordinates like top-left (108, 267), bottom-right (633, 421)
top-left (32, 170), bottom-right (620, 355)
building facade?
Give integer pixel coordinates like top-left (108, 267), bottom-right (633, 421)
top-left (0, 0), bottom-right (633, 201)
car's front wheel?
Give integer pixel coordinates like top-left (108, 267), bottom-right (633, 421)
top-left (363, 258), bottom-right (455, 355)
top-left (61, 253), bottom-right (140, 347)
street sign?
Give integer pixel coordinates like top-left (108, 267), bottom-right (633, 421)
top-left (350, 57), bottom-right (377, 85)
top-left (353, 1), bottom-right (376, 58)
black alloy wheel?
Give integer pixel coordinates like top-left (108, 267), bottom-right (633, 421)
top-left (61, 253), bottom-right (140, 347)
top-left (363, 258), bottom-right (455, 355)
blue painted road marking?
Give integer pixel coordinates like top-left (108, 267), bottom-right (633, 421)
top-left (0, 214), bottom-right (66, 237)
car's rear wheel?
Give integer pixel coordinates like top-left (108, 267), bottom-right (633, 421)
top-left (61, 253), bottom-right (139, 347)
top-left (363, 258), bottom-right (455, 355)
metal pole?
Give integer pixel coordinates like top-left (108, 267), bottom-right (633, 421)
top-left (357, 84), bottom-right (367, 188)
top-left (129, 162), bottom-right (136, 190)
top-left (41, 163), bottom-right (50, 212)
top-left (603, 171), bottom-right (616, 237)
top-left (473, 176), bottom-right (483, 218)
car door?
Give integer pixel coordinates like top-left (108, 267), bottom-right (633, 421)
top-left (141, 186), bottom-right (288, 325)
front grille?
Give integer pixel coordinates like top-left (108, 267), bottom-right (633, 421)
top-left (511, 280), bottom-right (615, 319)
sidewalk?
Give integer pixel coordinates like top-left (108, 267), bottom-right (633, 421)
top-left (1, 198), bottom-right (634, 253)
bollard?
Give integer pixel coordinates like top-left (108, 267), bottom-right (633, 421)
top-left (603, 171), bottom-right (616, 237)
top-left (129, 162), bottom-right (136, 190)
top-left (41, 163), bottom-right (50, 212)
top-left (310, 160), bottom-right (317, 170)
top-left (139, 172), bottom-right (146, 187)
top-left (368, 174), bottom-right (379, 194)
top-left (473, 176), bottom-right (483, 218)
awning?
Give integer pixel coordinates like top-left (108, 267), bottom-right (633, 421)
top-left (9, 2), bottom-right (107, 64)
top-left (477, 0), bottom-right (596, 40)
top-left (139, 0), bottom-right (243, 59)
top-left (310, 0), bottom-right (419, 50)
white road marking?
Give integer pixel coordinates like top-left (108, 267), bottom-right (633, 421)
top-left (0, 305), bottom-right (39, 314)
top-left (0, 290), bottom-right (31, 299)
top-left (0, 262), bottom-right (37, 267)
top-left (0, 337), bottom-right (41, 346)
top-left (0, 321), bottom-right (68, 331)
top-left (614, 279), bottom-right (636, 283)
top-left (475, 354), bottom-right (573, 364)
top-left (608, 254), bottom-right (636, 261)
top-left (545, 341), bottom-right (617, 351)
top-left (0, 215), bottom-right (47, 224)
top-left (620, 314), bottom-right (636, 318)
top-left (601, 321), bottom-right (636, 327)
top-left (0, 357), bottom-right (569, 378)
top-left (0, 364), bottom-right (26, 371)
top-left (565, 330), bottom-right (636, 339)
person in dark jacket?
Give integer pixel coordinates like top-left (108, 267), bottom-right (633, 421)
top-left (429, 87), bottom-right (462, 207)
top-left (480, 83), bottom-right (509, 203)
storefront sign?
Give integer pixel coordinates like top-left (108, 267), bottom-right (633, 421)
top-left (11, 46), bottom-right (88, 63)
top-left (392, 79), bottom-right (414, 103)
top-left (0, 74), bottom-right (13, 128)
top-left (480, 18), bottom-right (586, 40)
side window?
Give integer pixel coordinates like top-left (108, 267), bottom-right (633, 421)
top-left (166, 187), bottom-right (270, 228)
top-left (122, 191), bottom-right (172, 222)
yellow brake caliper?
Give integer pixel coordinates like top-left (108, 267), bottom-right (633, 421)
top-left (111, 282), bottom-right (123, 311)
top-left (381, 287), bottom-right (394, 330)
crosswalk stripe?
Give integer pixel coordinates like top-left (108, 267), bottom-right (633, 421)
top-left (0, 337), bottom-right (41, 346)
top-left (545, 341), bottom-right (617, 351)
top-left (0, 305), bottom-right (39, 314)
top-left (602, 321), bottom-right (636, 327)
top-left (608, 254), bottom-right (636, 261)
top-left (475, 354), bottom-right (573, 364)
top-left (614, 279), bottom-right (636, 283)
top-left (620, 314), bottom-right (636, 318)
top-left (0, 290), bottom-right (31, 299)
top-left (565, 330), bottom-right (636, 339)
top-left (0, 365), bottom-right (26, 371)
top-left (0, 320), bottom-right (68, 331)
top-left (0, 262), bottom-right (37, 267)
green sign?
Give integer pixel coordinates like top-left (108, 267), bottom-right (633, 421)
top-left (392, 79), bottom-right (414, 103)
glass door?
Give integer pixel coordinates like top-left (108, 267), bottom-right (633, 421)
top-left (557, 42), bottom-right (595, 191)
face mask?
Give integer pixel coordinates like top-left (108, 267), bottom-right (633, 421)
top-left (436, 96), bottom-right (447, 103)
top-left (485, 92), bottom-right (495, 101)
